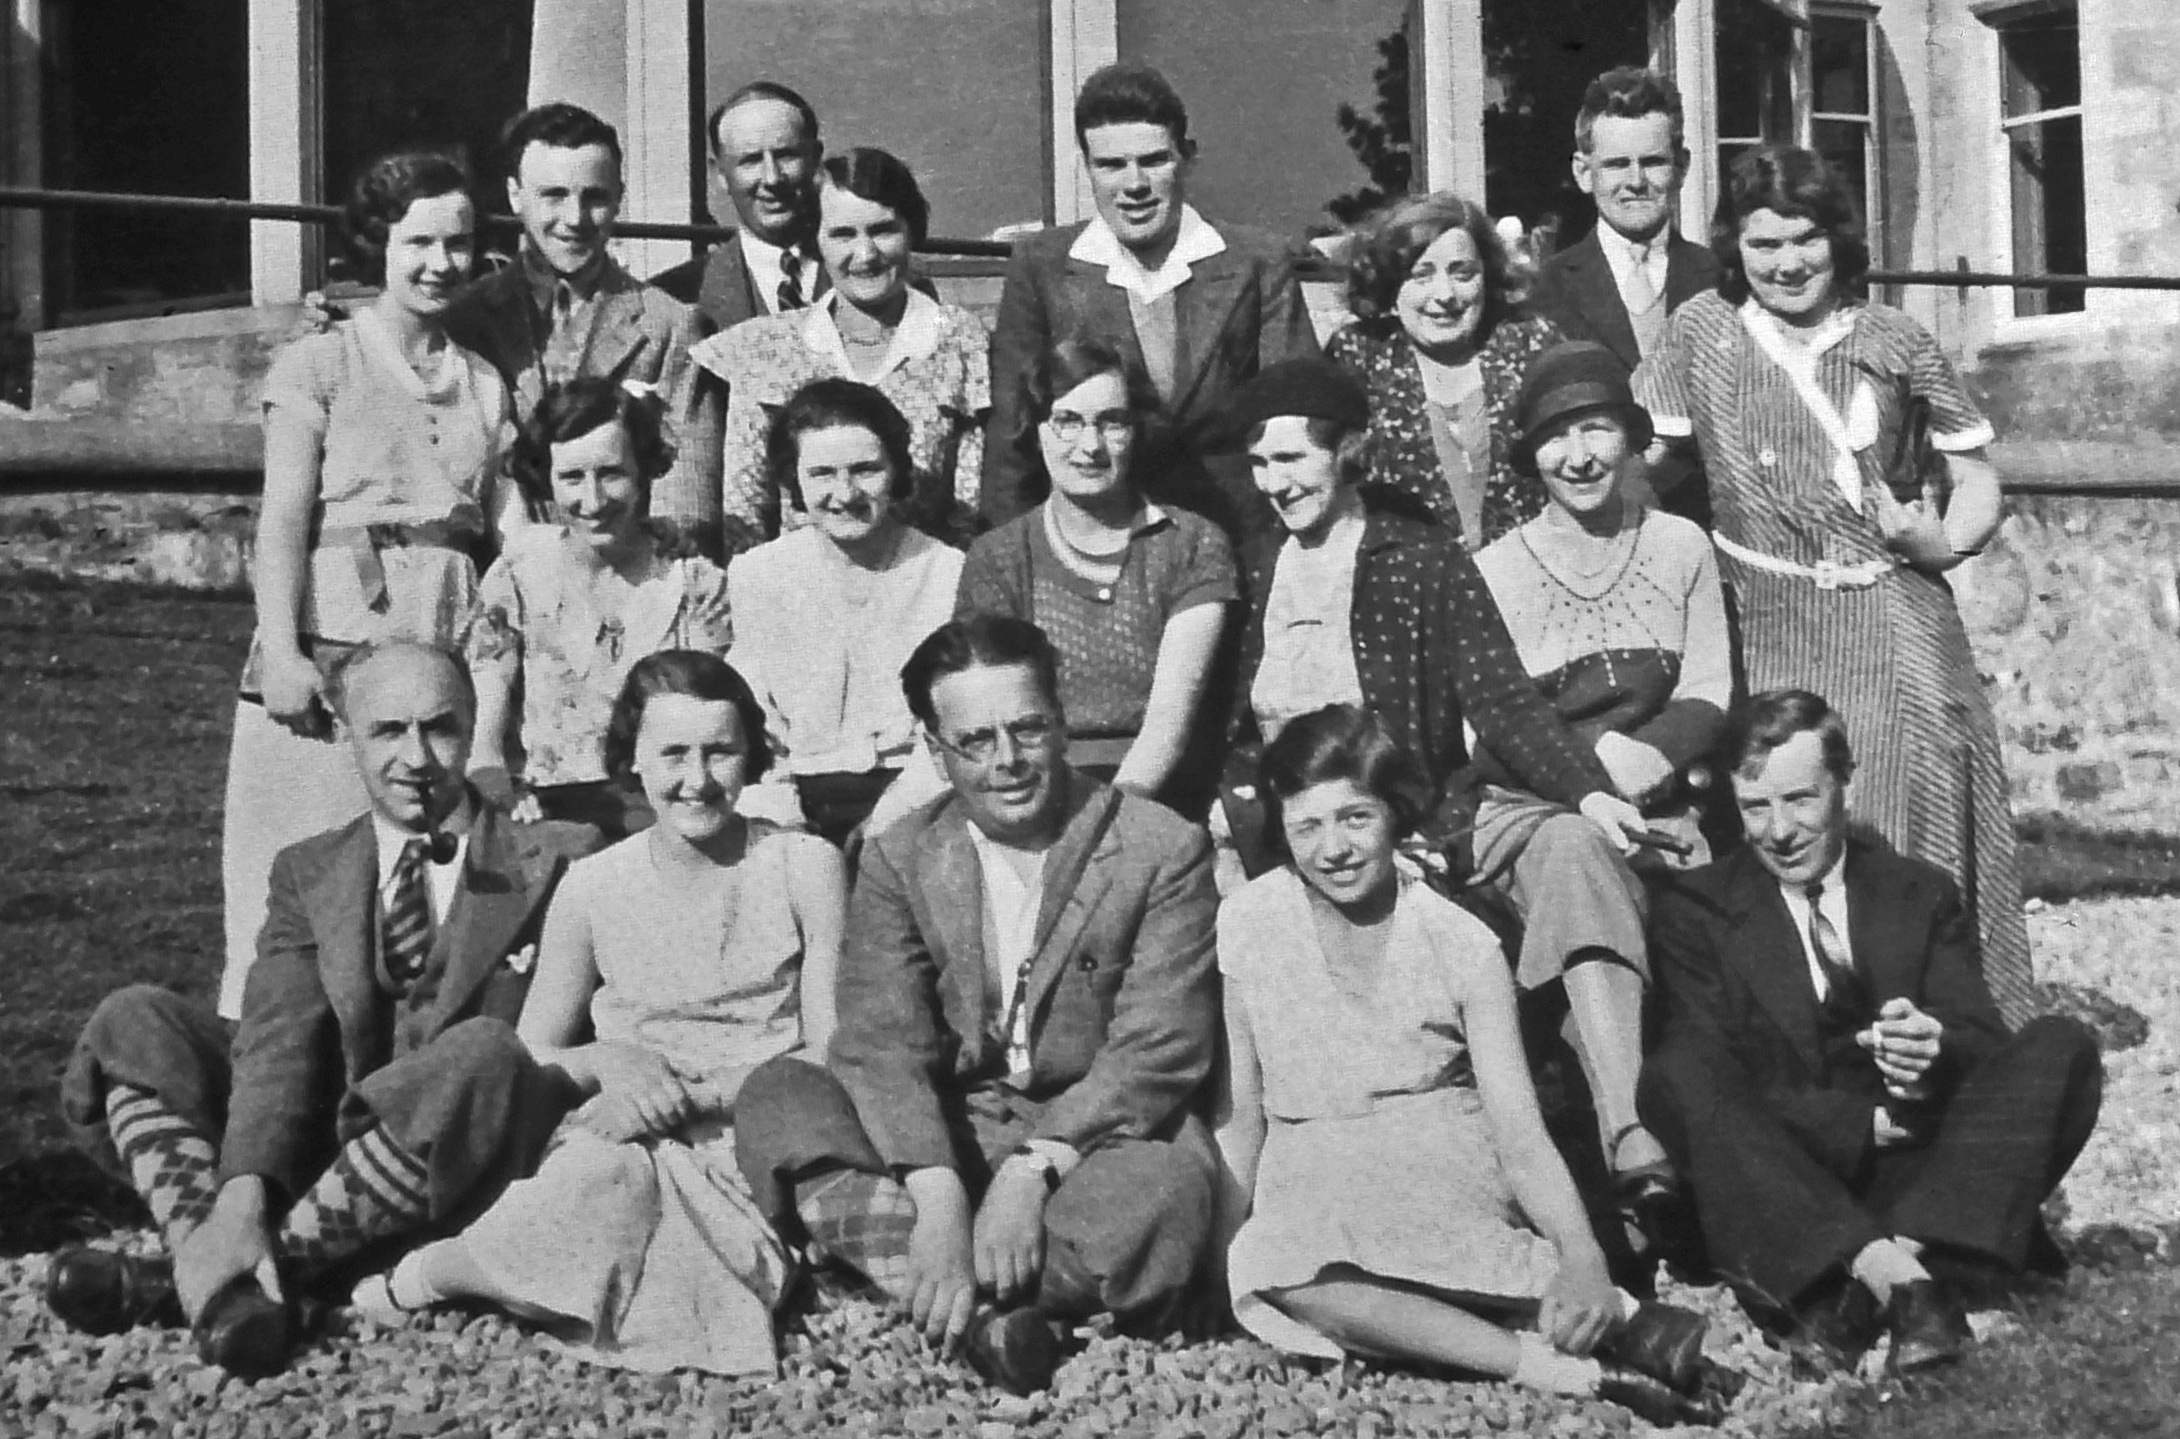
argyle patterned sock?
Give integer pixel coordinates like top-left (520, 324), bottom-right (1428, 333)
top-left (104, 1084), bottom-right (219, 1249)
top-left (275, 1125), bottom-right (431, 1272)
top-left (795, 1168), bottom-right (917, 1304)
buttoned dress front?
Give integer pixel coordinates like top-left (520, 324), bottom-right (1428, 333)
top-left (1635, 293), bottom-right (2031, 1021)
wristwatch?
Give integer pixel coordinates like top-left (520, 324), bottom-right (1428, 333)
top-left (1006, 1147), bottom-right (1062, 1194)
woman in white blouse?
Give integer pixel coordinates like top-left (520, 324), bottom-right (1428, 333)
top-left (727, 379), bottom-right (961, 846)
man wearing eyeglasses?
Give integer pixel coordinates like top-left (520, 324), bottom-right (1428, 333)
top-left (732, 614), bottom-right (1219, 1396)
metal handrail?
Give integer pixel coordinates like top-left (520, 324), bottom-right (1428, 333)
top-left (4, 186), bottom-right (2174, 288)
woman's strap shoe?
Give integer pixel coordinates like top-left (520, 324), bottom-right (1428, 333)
top-left (960, 1306), bottom-right (1066, 1396)
top-left (1596, 1365), bottom-right (1731, 1427)
top-left (191, 1275), bottom-right (291, 1379)
top-left (44, 1246), bottom-right (182, 1334)
top-left (1885, 1279), bottom-right (1972, 1374)
top-left (1600, 1300), bottom-right (1708, 1392)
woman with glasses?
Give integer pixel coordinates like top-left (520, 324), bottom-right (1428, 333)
top-left (956, 337), bottom-right (1237, 814)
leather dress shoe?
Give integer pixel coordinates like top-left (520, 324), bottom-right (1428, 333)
top-left (1786, 1279), bottom-right (1883, 1378)
top-left (1885, 1279), bottom-right (1972, 1374)
top-left (1599, 1300), bottom-right (1708, 1392)
top-left (45, 1246), bottom-right (182, 1334)
top-left (960, 1306), bottom-right (1065, 1396)
top-left (192, 1276), bottom-right (291, 1379)
top-left (1596, 1364), bottom-right (1731, 1427)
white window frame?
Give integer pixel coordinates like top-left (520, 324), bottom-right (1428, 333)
top-left (1809, 3), bottom-right (1881, 264)
top-left (1979, 0), bottom-right (2087, 339)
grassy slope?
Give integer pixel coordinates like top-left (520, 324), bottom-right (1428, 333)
top-left (2, 576), bottom-right (2175, 1436)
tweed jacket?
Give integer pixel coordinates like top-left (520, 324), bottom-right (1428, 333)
top-left (1231, 501), bottom-right (1615, 852)
top-left (980, 218), bottom-right (1320, 528)
top-left (1324, 316), bottom-right (1562, 549)
top-left (828, 772), bottom-right (1219, 1171)
top-left (1647, 837), bottom-right (2011, 1179)
top-left (219, 801), bottom-right (596, 1196)
top-left (445, 254), bottom-right (723, 536)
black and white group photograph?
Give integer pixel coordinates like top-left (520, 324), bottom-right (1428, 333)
top-left (0, 0), bottom-right (2172, 1435)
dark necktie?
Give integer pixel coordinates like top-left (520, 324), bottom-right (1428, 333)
top-left (1803, 881), bottom-right (1865, 1011)
top-left (382, 838), bottom-right (435, 988)
top-left (776, 250), bottom-right (806, 312)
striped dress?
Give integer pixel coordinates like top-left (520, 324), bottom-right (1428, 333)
top-left (1635, 293), bottom-right (2033, 1023)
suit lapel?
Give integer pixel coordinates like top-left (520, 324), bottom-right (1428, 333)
top-left (915, 807), bottom-right (994, 1062)
top-left (1169, 248), bottom-right (1249, 414)
top-left (1063, 257), bottom-right (1151, 389)
top-left (698, 242), bottom-right (760, 331)
top-left (1720, 849), bottom-right (1825, 1072)
top-left (1843, 840), bottom-right (1915, 1008)
top-left (1016, 781), bottom-right (1122, 1035)
top-left (1566, 234), bottom-right (1642, 370)
top-left (425, 807), bottom-right (547, 1031)
top-left (1664, 237), bottom-right (1715, 311)
top-left (308, 816), bottom-right (387, 1077)
top-left (584, 269), bottom-right (650, 385)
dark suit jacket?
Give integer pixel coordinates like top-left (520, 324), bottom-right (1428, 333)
top-left (445, 256), bottom-right (723, 535)
top-left (1647, 838), bottom-right (2010, 1180)
top-left (219, 804), bottom-right (596, 1197)
top-left (1528, 230), bottom-right (1721, 522)
top-left (980, 219), bottom-right (1321, 530)
top-left (1527, 228), bottom-right (1720, 373)
top-left (829, 773), bottom-right (1219, 1172)
top-left (649, 234), bottom-right (831, 336)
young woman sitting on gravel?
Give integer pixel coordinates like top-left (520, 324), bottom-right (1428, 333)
top-left (1212, 705), bottom-right (1742, 1426)
top-left (349, 650), bottom-right (845, 1377)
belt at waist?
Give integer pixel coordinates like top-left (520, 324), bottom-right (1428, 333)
top-left (319, 518), bottom-right (487, 614)
top-left (1713, 532), bottom-right (1898, 591)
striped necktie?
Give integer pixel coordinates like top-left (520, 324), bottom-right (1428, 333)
top-left (776, 250), bottom-right (807, 312)
top-left (1803, 881), bottom-right (1864, 1011)
top-left (382, 837), bottom-right (435, 988)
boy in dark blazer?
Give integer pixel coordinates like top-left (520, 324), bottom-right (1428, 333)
top-left (50, 643), bottom-right (594, 1377)
top-left (1640, 690), bottom-right (2099, 1377)
top-left (735, 616), bottom-right (1219, 1396)
top-left (981, 63), bottom-right (1319, 537)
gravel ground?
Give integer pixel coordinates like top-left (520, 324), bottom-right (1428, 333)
top-left (0, 895), bottom-right (2167, 1439)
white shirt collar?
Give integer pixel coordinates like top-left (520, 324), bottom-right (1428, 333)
top-left (800, 287), bottom-right (945, 380)
top-left (1594, 222), bottom-right (1670, 274)
top-left (1068, 205), bottom-right (1228, 302)
top-left (737, 229), bottom-right (813, 315)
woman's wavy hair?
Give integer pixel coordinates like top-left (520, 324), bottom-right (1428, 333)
top-left (763, 376), bottom-right (918, 513)
top-left (342, 150), bottom-right (472, 286)
top-left (508, 376), bottom-right (675, 511)
top-left (1242, 415), bottom-right (1372, 490)
top-left (1711, 145), bottom-right (1870, 305)
top-left (1256, 703), bottom-right (1432, 866)
top-left (602, 650), bottom-right (772, 786)
top-left (819, 146), bottom-right (930, 246)
top-left (1345, 191), bottom-right (1522, 342)
top-left (1013, 337), bottom-right (1165, 504)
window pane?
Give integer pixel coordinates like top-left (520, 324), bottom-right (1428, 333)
top-left (1813, 119), bottom-right (1869, 229)
top-left (2010, 113), bottom-right (2087, 316)
top-left (41, 0), bottom-right (251, 323)
top-left (705, 0), bottom-right (1047, 241)
top-left (2002, 14), bottom-right (2081, 119)
top-left (1812, 15), bottom-right (1870, 117)
top-left (1117, 0), bottom-right (1413, 237)
top-left (323, 0), bottom-right (533, 283)
top-left (1480, 0), bottom-right (1649, 239)
top-left (1716, 0), bottom-right (1796, 143)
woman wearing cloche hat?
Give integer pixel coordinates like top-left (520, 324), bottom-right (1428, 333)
top-left (1470, 340), bottom-right (1734, 1245)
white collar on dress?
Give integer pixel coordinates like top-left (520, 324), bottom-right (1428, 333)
top-left (1068, 205), bottom-right (1227, 302)
top-left (799, 287), bottom-right (946, 381)
top-left (1738, 297), bottom-right (1859, 364)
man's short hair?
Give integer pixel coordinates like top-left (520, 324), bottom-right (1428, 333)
top-left (326, 639), bottom-right (476, 725)
top-left (901, 615), bottom-right (1064, 734)
top-left (1073, 63), bottom-right (1189, 150)
top-left (1573, 65), bottom-right (1686, 155)
top-left (1724, 688), bottom-right (1855, 786)
top-left (500, 103), bottom-right (623, 180)
top-left (707, 80), bottom-right (820, 158)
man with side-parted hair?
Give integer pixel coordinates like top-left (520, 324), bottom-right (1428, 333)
top-left (733, 614), bottom-right (1220, 1396)
top-left (649, 81), bottom-right (829, 330)
top-left (981, 63), bottom-right (1320, 535)
top-left (1527, 67), bottom-right (1721, 525)
top-left (45, 642), bottom-right (594, 1378)
top-left (1639, 689), bottom-right (2100, 1378)
top-left (445, 103), bottom-right (723, 550)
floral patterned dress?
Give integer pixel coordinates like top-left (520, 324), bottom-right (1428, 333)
top-left (1325, 315), bottom-right (1562, 548)
top-left (693, 289), bottom-right (989, 543)
top-left (469, 525), bottom-right (733, 789)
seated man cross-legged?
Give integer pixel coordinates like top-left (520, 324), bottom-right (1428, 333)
top-left (735, 614), bottom-right (1220, 1395)
top-left (49, 641), bottom-right (592, 1376)
top-left (1640, 689), bottom-right (2102, 1376)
